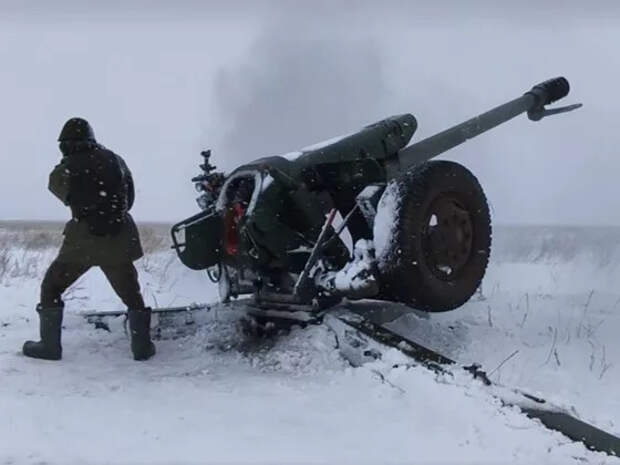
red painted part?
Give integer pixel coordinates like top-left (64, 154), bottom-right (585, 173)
top-left (326, 208), bottom-right (337, 227)
top-left (224, 202), bottom-right (246, 256)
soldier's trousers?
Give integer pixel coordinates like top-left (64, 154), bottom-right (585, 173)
top-left (40, 259), bottom-right (145, 310)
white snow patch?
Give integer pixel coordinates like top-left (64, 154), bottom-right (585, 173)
top-left (287, 245), bottom-right (313, 253)
top-left (281, 151), bottom-right (303, 161)
top-left (1, 225), bottom-right (620, 464)
top-left (332, 239), bottom-right (376, 293)
top-left (215, 170), bottom-right (262, 215)
top-left (277, 129), bottom-right (356, 160)
top-left (261, 173), bottom-right (274, 192)
top-left (373, 179), bottom-right (401, 263)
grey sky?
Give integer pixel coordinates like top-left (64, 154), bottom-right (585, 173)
top-left (0, 1), bottom-right (618, 225)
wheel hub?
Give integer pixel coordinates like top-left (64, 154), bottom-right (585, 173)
top-left (423, 195), bottom-right (474, 279)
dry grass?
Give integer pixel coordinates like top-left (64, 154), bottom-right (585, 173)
top-left (0, 221), bottom-right (63, 250)
top-left (0, 221), bottom-right (171, 282)
top-left (0, 221), bottom-right (170, 251)
top-left (138, 224), bottom-right (171, 254)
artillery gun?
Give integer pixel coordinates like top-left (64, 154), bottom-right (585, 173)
top-left (91, 79), bottom-right (620, 457)
top-left (172, 77), bottom-right (581, 319)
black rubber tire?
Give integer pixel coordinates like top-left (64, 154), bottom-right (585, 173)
top-left (375, 160), bottom-right (491, 312)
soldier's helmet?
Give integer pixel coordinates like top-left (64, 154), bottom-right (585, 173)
top-left (58, 117), bottom-right (96, 142)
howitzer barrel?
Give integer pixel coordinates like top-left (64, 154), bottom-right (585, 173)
top-left (393, 77), bottom-right (573, 173)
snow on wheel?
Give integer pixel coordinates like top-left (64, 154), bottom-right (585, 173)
top-left (374, 160), bottom-right (491, 312)
top-left (218, 265), bottom-right (231, 303)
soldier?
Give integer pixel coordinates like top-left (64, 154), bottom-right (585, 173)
top-left (22, 117), bottom-right (155, 361)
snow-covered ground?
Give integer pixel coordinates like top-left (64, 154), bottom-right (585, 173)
top-left (1, 223), bottom-right (619, 464)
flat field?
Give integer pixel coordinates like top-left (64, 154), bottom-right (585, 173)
top-left (1, 222), bottom-right (619, 464)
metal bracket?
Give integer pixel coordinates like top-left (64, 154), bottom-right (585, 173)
top-left (528, 103), bottom-right (583, 121)
top-left (83, 304), bottom-right (210, 329)
top-left (294, 209), bottom-right (338, 299)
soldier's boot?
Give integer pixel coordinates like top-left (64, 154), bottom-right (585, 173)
top-left (128, 308), bottom-right (156, 361)
top-left (23, 304), bottom-right (63, 361)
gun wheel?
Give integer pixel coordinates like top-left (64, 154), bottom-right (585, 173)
top-left (376, 160), bottom-right (491, 312)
